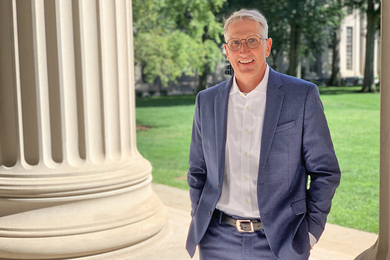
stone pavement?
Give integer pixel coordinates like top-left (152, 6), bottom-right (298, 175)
top-left (128, 183), bottom-right (378, 260)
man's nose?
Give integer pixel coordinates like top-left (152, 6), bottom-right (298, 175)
top-left (240, 40), bottom-right (251, 53)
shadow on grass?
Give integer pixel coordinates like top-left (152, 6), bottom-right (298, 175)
top-left (135, 121), bottom-right (170, 130)
top-left (318, 86), bottom-right (363, 95)
top-left (136, 95), bottom-right (196, 107)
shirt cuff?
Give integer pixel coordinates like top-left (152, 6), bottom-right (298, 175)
top-left (309, 232), bottom-right (317, 248)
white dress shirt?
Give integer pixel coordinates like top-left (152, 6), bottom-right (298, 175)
top-left (216, 65), bottom-right (269, 218)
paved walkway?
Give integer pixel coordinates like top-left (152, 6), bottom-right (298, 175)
top-left (129, 183), bottom-right (378, 260)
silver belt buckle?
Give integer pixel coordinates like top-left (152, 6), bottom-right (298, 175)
top-left (236, 219), bottom-right (254, 232)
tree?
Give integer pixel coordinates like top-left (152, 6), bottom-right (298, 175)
top-left (328, 27), bottom-right (342, 86)
top-left (327, 0), bottom-right (344, 86)
top-left (346, 0), bottom-right (381, 92)
top-left (362, 0), bottom-right (381, 92)
top-left (132, 0), bottom-right (226, 88)
top-left (286, 0), bottom-right (345, 78)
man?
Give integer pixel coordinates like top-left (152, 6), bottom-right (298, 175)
top-left (186, 9), bottom-right (341, 260)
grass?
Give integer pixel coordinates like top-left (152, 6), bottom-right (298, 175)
top-left (136, 86), bottom-right (380, 234)
top-left (136, 95), bottom-right (196, 190)
top-left (318, 86), bottom-right (379, 233)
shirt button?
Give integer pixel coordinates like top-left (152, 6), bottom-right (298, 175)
top-left (245, 199), bottom-right (249, 204)
top-left (246, 107), bottom-right (250, 111)
top-left (244, 175), bottom-right (248, 180)
top-left (244, 152), bottom-right (248, 157)
top-left (245, 129), bottom-right (249, 134)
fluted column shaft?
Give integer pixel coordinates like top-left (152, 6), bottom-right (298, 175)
top-left (0, 1), bottom-right (167, 259)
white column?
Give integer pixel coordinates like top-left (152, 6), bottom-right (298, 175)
top-left (0, 0), bottom-right (167, 259)
top-left (355, 2), bottom-right (390, 259)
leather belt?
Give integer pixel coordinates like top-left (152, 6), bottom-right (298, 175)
top-left (213, 209), bottom-right (263, 233)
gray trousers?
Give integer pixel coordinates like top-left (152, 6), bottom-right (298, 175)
top-left (198, 213), bottom-right (278, 260)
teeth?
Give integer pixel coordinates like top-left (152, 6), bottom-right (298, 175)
top-left (240, 60), bottom-right (254, 64)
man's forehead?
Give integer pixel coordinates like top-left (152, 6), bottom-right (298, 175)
top-left (227, 19), bottom-right (262, 38)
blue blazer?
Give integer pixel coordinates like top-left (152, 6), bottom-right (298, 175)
top-left (186, 68), bottom-right (341, 259)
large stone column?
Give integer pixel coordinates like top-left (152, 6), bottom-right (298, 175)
top-left (356, 2), bottom-right (389, 259)
top-left (0, 0), bottom-right (167, 259)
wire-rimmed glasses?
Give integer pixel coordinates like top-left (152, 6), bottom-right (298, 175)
top-left (226, 35), bottom-right (267, 51)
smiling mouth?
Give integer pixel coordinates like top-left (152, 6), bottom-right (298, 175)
top-left (239, 60), bottom-right (254, 64)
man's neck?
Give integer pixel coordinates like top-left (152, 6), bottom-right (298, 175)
top-left (235, 66), bottom-right (267, 93)
top-left (236, 77), bottom-right (262, 93)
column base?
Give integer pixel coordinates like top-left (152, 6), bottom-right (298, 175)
top-left (0, 172), bottom-right (167, 259)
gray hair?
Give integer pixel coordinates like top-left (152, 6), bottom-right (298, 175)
top-left (223, 9), bottom-right (268, 42)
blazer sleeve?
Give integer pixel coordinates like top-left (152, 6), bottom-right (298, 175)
top-left (187, 93), bottom-right (207, 216)
top-left (303, 85), bottom-right (341, 240)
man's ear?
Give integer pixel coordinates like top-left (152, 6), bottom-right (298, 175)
top-left (224, 44), bottom-right (230, 60)
top-left (265, 38), bottom-right (272, 57)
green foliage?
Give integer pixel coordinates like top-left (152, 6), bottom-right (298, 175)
top-left (136, 89), bottom-right (380, 233)
top-left (345, 0), bottom-right (381, 13)
top-left (299, 0), bottom-right (345, 56)
top-left (132, 0), bottom-right (226, 86)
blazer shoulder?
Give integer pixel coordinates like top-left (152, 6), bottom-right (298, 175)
top-left (277, 72), bottom-right (316, 88)
top-left (197, 77), bottom-right (232, 98)
top-left (272, 71), bottom-right (318, 96)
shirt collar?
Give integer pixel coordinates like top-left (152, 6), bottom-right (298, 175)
top-left (230, 65), bottom-right (269, 95)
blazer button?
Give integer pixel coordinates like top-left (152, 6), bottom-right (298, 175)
top-left (209, 211), bottom-right (212, 216)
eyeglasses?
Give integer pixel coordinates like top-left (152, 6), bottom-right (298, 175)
top-left (226, 35), bottom-right (267, 51)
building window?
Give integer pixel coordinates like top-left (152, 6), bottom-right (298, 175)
top-left (346, 27), bottom-right (353, 70)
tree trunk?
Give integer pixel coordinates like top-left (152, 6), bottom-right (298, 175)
top-left (269, 49), bottom-right (279, 71)
top-left (328, 28), bottom-right (341, 86)
top-left (267, 51), bottom-right (278, 71)
top-left (361, 0), bottom-right (380, 92)
top-left (315, 51), bottom-right (323, 82)
top-left (197, 68), bottom-right (209, 93)
top-left (288, 20), bottom-right (301, 77)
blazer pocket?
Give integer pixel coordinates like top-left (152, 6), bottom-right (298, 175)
top-left (275, 121), bottom-right (296, 133)
top-left (291, 198), bottom-right (307, 215)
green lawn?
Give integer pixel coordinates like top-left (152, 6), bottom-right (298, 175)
top-left (136, 86), bottom-right (380, 234)
top-left (318, 86), bottom-right (379, 234)
top-left (136, 95), bottom-right (195, 190)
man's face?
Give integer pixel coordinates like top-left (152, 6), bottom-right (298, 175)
top-left (224, 19), bottom-right (272, 85)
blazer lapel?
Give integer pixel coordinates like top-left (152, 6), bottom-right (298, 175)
top-left (259, 69), bottom-right (285, 176)
top-left (214, 76), bottom-right (233, 185)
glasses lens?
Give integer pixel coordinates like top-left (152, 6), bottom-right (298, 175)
top-left (246, 36), bottom-right (260, 49)
top-left (228, 39), bottom-right (241, 51)
top-left (227, 36), bottom-right (262, 50)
